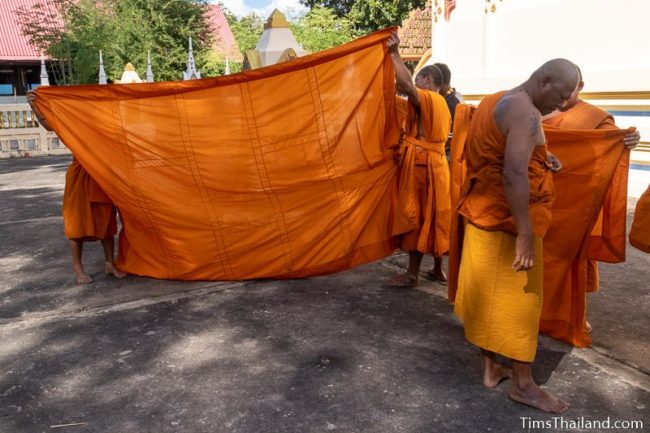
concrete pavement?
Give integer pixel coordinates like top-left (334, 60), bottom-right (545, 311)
top-left (0, 156), bottom-right (648, 433)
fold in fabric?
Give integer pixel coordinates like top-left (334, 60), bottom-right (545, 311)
top-left (34, 29), bottom-right (405, 280)
top-left (447, 105), bottom-right (630, 347)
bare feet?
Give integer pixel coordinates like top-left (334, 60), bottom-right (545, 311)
top-left (73, 266), bottom-right (93, 284)
top-left (509, 382), bottom-right (570, 413)
top-left (389, 273), bottom-right (418, 287)
top-left (484, 361), bottom-right (513, 388)
top-left (424, 268), bottom-right (448, 285)
top-left (586, 320), bottom-right (593, 334)
top-left (105, 262), bottom-right (127, 278)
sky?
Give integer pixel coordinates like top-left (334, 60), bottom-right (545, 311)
top-left (212, 0), bottom-right (308, 18)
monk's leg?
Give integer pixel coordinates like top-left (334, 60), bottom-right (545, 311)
top-left (389, 251), bottom-right (423, 287)
top-left (508, 360), bottom-right (569, 413)
top-left (426, 256), bottom-right (448, 284)
top-left (69, 239), bottom-right (92, 284)
top-left (101, 237), bottom-right (126, 278)
top-left (481, 349), bottom-right (512, 388)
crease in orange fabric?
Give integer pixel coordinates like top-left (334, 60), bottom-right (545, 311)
top-left (540, 125), bottom-right (630, 347)
top-left (33, 29), bottom-right (405, 280)
top-left (393, 88), bottom-right (451, 255)
top-left (447, 103), bottom-right (475, 302)
top-left (447, 103), bottom-right (629, 348)
top-left (630, 185), bottom-right (650, 253)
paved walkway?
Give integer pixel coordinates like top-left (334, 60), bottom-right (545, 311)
top-left (0, 156), bottom-right (647, 433)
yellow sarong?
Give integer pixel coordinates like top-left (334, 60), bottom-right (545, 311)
top-left (454, 223), bottom-right (543, 362)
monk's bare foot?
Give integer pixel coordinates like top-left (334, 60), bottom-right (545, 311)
top-left (484, 361), bottom-right (513, 388)
top-left (73, 266), bottom-right (93, 284)
top-left (105, 262), bottom-right (127, 278)
top-left (389, 273), bottom-right (418, 287)
top-left (509, 382), bottom-right (569, 413)
top-left (586, 321), bottom-right (593, 335)
top-left (425, 268), bottom-right (448, 285)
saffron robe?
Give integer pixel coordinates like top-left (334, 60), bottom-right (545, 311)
top-left (63, 158), bottom-right (117, 240)
top-left (395, 89), bottom-right (452, 255)
top-left (541, 101), bottom-right (630, 347)
top-left (630, 185), bottom-right (650, 253)
top-left (452, 93), bottom-right (554, 361)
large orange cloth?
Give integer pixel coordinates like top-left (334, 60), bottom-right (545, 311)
top-left (63, 158), bottom-right (117, 240)
top-left (394, 89), bottom-right (451, 255)
top-left (448, 101), bottom-right (630, 350)
top-left (630, 185), bottom-right (650, 253)
top-left (34, 30), bottom-right (406, 280)
top-left (541, 101), bottom-right (630, 347)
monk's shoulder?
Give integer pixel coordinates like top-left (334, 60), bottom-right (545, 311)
top-left (494, 93), bottom-right (538, 130)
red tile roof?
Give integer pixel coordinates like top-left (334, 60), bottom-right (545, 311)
top-left (1, 2), bottom-right (242, 62)
top-left (0, 0), bottom-right (61, 61)
top-left (207, 4), bottom-right (242, 61)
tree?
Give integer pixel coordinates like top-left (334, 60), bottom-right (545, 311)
top-left (16, 0), bottom-right (215, 84)
top-left (298, 0), bottom-right (357, 18)
top-left (292, 6), bottom-right (358, 53)
top-left (222, 8), bottom-right (264, 54)
top-left (348, 0), bottom-right (427, 34)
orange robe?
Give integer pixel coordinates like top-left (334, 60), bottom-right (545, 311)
top-left (630, 185), bottom-right (650, 253)
top-left (63, 158), bottom-right (117, 240)
top-left (452, 92), bottom-right (555, 362)
top-left (541, 101), bottom-right (630, 347)
top-left (394, 88), bottom-right (451, 255)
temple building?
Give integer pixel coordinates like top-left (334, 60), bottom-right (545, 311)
top-left (243, 9), bottom-right (307, 70)
top-left (398, 0), bottom-right (432, 71)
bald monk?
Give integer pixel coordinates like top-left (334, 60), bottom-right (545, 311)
top-left (630, 185), bottom-right (650, 253)
top-left (454, 59), bottom-right (580, 413)
top-left (387, 32), bottom-right (452, 287)
top-left (541, 67), bottom-right (640, 342)
top-left (27, 91), bottom-right (126, 284)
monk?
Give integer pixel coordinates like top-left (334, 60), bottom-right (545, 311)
top-left (541, 67), bottom-right (640, 344)
top-left (453, 59), bottom-right (580, 413)
top-left (27, 91), bottom-right (126, 284)
top-left (387, 32), bottom-right (452, 287)
top-left (630, 185), bottom-right (650, 253)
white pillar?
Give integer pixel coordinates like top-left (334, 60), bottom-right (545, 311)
top-left (39, 56), bottom-right (50, 86)
top-left (98, 50), bottom-right (107, 85)
top-left (146, 50), bottom-right (154, 82)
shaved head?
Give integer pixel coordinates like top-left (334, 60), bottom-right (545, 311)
top-left (528, 58), bottom-right (580, 115)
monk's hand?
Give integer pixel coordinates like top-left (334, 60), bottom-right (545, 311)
top-left (513, 231), bottom-right (534, 272)
top-left (624, 128), bottom-right (640, 149)
top-left (547, 151), bottom-right (563, 172)
top-left (387, 32), bottom-right (400, 53)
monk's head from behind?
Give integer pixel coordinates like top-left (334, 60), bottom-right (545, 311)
top-left (559, 65), bottom-right (584, 112)
top-left (528, 58), bottom-right (580, 115)
top-left (415, 65), bottom-right (443, 93)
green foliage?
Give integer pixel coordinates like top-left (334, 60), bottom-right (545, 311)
top-left (222, 8), bottom-right (264, 54)
top-left (302, 0), bottom-right (426, 34)
top-left (16, 0), bottom-right (215, 84)
top-left (348, 0), bottom-right (427, 34)
top-left (298, 0), bottom-right (357, 18)
top-left (291, 6), bottom-right (359, 53)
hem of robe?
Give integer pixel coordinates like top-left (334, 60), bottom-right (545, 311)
top-left (454, 224), bottom-right (543, 363)
top-left (539, 319), bottom-right (591, 348)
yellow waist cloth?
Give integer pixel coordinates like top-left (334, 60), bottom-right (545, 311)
top-left (454, 223), bottom-right (543, 362)
top-left (394, 135), bottom-right (451, 255)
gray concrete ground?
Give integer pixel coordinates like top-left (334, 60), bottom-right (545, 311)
top-left (0, 155), bottom-right (648, 433)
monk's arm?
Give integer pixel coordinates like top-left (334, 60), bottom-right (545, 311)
top-left (496, 97), bottom-right (544, 270)
top-left (386, 32), bottom-right (419, 109)
top-left (26, 91), bottom-right (54, 131)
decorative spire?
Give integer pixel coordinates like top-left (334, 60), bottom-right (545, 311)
top-left (183, 37), bottom-right (201, 80)
top-left (39, 56), bottom-right (50, 86)
top-left (98, 50), bottom-right (107, 85)
top-left (225, 57), bottom-right (230, 75)
top-left (146, 50), bottom-right (154, 82)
